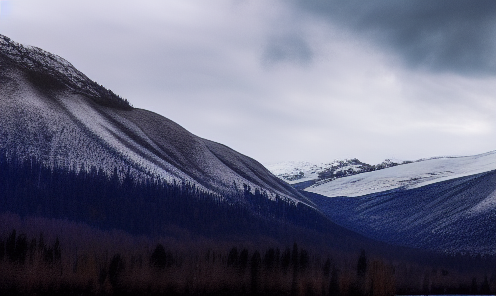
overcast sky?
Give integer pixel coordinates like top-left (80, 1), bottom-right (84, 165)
top-left (1, 0), bottom-right (495, 165)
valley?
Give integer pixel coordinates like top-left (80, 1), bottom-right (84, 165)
top-left (1, 34), bottom-right (495, 295)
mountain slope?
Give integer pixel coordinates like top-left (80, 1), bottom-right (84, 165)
top-left (305, 170), bottom-right (496, 255)
top-left (0, 34), bottom-right (309, 205)
top-left (301, 152), bottom-right (496, 255)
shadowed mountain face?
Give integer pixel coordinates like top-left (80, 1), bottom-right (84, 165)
top-left (0, 34), bottom-right (309, 205)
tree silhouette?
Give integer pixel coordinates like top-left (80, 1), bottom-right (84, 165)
top-left (323, 258), bottom-right (331, 277)
top-left (329, 267), bottom-right (340, 296)
top-left (281, 247), bottom-right (291, 271)
top-left (227, 247), bottom-right (238, 267)
top-left (357, 249), bottom-right (367, 277)
top-left (0, 239), bottom-right (4, 261)
top-left (5, 229), bottom-right (16, 262)
top-left (481, 275), bottom-right (490, 294)
top-left (250, 251), bottom-right (261, 294)
top-left (263, 248), bottom-right (276, 269)
top-left (108, 254), bottom-right (125, 288)
top-left (150, 244), bottom-right (168, 269)
top-left (239, 249), bottom-right (249, 272)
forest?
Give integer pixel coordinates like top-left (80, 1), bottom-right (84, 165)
top-left (1, 150), bottom-right (495, 295)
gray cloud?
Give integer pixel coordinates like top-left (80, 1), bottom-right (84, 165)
top-left (262, 34), bottom-right (313, 66)
top-left (289, 0), bottom-right (496, 76)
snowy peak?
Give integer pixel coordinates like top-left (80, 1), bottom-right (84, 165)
top-left (266, 158), bottom-right (406, 186)
top-left (316, 158), bottom-right (404, 180)
top-left (268, 151), bottom-right (496, 198)
top-left (265, 161), bottom-right (325, 184)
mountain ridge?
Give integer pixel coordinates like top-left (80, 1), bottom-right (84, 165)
top-left (266, 158), bottom-right (408, 187)
top-left (0, 34), bottom-right (131, 109)
top-left (268, 151), bottom-right (496, 254)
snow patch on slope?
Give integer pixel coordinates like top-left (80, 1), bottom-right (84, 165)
top-left (468, 188), bottom-right (496, 215)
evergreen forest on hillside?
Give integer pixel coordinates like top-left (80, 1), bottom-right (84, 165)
top-left (0, 149), bottom-right (330, 237)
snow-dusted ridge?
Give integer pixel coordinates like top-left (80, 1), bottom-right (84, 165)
top-left (266, 158), bottom-right (405, 186)
top-left (306, 151), bottom-right (496, 198)
top-left (0, 34), bottom-right (310, 206)
top-left (265, 161), bottom-right (326, 184)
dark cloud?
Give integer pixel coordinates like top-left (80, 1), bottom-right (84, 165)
top-left (262, 34), bottom-right (313, 66)
top-left (290, 0), bottom-right (496, 76)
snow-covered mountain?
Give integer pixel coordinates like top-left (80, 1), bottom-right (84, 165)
top-left (265, 161), bottom-right (326, 184)
top-left (302, 151), bottom-right (496, 255)
top-left (268, 151), bottom-right (495, 255)
top-left (0, 34), bottom-right (309, 206)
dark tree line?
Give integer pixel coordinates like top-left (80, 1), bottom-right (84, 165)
top-left (0, 229), bottom-right (60, 265)
top-left (1, 228), bottom-right (493, 296)
top-left (0, 150), bottom-right (331, 238)
top-left (0, 227), bottom-right (360, 296)
top-left (226, 243), bottom-right (309, 274)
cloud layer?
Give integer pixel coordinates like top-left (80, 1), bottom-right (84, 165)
top-left (1, 0), bottom-right (495, 164)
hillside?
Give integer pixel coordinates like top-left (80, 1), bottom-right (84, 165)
top-left (0, 34), bottom-right (309, 206)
